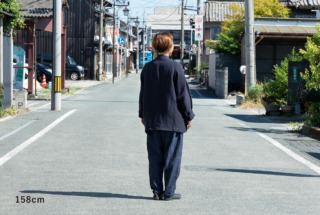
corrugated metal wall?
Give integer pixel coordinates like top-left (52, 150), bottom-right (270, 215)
top-left (65, 0), bottom-right (96, 79)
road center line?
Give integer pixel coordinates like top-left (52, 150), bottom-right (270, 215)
top-left (0, 109), bottom-right (77, 167)
top-left (0, 120), bottom-right (37, 142)
top-left (235, 121), bottom-right (320, 175)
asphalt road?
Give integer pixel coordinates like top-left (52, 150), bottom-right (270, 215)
top-left (0, 74), bottom-right (320, 215)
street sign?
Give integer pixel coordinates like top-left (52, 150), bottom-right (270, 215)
top-left (195, 15), bottom-right (203, 41)
top-left (134, 40), bottom-right (138, 47)
top-left (118, 37), bottom-right (125, 45)
top-left (110, 27), bottom-right (119, 36)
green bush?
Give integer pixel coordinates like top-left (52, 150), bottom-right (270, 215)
top-left (306, 102), bottom-right (320, 127)
top-left (247, 84), bottom-right (263, 102)
top-left (263, 48), bottom-right (303, 105)
top-left (0, 0), bottom-right (24, 32)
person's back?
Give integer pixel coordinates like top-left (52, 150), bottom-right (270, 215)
top-left (139, 32), bottom-right (195, 201)
top-left (140, 55), bottom-right (191, 133)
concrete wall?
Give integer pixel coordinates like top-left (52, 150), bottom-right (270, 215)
top-left (208, 53), bottom-right (216, 90)
top-left (216, 53), bottom-right (242, 92)
top-left (3, 35), bottom-right (13, 108)
top-left (215, 67), bottom-right (228, 99)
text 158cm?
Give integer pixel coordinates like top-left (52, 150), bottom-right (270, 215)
top-left (16, 196), bottom-right (45, 204)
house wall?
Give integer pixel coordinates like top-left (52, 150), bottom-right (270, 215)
top-left (64, 0), bottom-right (96, 79)
top-left (255, 40), bottom-right (305, 82)
top-left (3, 35), bottom-right (13, 108)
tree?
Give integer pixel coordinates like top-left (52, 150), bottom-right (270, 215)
top-left (205, 0), bottom-right (291, 55)
top-left (0, 0), bottom-right (24, 32)
top-left (300, 25), bottom-right (320, 91)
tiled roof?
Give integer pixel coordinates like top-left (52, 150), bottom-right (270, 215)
top-left (20, 0), bottom-right (68, 18)
top-left (204, 1), bottom-right (244, 22)
top-left (287, 0), bottom-right (320, 7)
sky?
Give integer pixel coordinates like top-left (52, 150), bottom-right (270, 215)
top-left (118, 0), bottom-right (201, 26)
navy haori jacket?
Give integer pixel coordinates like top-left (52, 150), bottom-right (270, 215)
top-left (139, 55), bottom-right (195, 133)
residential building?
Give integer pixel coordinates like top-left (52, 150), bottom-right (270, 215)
top-left (146, 7), bottom-right (193, 50)
top-left (0, 10), bottom-right (13, 108)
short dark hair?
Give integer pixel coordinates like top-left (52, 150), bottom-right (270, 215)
top-left (152, 32), bottom-right (173, 53)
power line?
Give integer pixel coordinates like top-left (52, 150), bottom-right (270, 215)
top-left (147, 4), bottom-right (181, 21)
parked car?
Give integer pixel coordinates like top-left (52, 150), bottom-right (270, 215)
top-left (36, 63), bottom-right (52, 83)
top-left (37, 54), bottom-right (85, 80)
top-left (66, 56), bottom-right (85, 80)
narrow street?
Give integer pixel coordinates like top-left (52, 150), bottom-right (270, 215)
top-left (1, 74), bottom-right (320, 215)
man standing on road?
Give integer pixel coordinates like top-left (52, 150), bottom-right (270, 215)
top-left (139, 32), bottom-right (195, 201)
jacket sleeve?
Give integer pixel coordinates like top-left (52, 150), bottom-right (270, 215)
top-left (174, 65), bottom-right (195, 123)
top-left (138, 69), bottom-right (144, 118)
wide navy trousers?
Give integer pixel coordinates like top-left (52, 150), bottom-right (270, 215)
top-left (146, 130), bottom-right (183, 198)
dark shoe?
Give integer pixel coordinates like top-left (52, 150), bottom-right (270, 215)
top-left (164, 193), bottom-right (181, 201)
top-left (153, 192), bottom-right (164, 200)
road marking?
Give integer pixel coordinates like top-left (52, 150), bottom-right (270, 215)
top-left (0, 109), bottom-right (77, 167)
top-left (0, 120), bottom-right (36, 142)
top-left (235, 121), bottom-right (320, 175)
top-left (190, 87), bottom-right (202, 98)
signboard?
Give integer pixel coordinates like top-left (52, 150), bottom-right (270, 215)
top-left (293, 66), bottom-right (298, 83)
top-left (134, 40), bottom-right (139, 47)
top-left (195, 15), bottom-right (203, 41)
top-left (118, 37), bottom-right (125, 45)
top-left (13, 46), bottom-right (25, 90)
top-left (110, 27), bottom-right (119, 36)
top-left (129, 26), bottom-right (132, 36)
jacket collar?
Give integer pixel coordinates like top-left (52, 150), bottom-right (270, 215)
top-left (157, 55), bottom-right (170, 60)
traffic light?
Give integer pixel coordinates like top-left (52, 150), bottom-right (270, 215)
top-left (189, 18), bottom-right (195, 29)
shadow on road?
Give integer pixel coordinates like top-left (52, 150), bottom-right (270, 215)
top-left (184, 166), bottom-right (320, 178)
top-left (225, 114), bottom-right (273, 124)
top-left (215, 168), bottom-right (320, 178)
top-left (20, 190), bottom-right (151, 200)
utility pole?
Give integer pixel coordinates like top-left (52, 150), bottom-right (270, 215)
top-left (52, 0), bottom-right (62, 111)
top-left (196, 0), bottom-right (201, 73)
top-left (116, 17), bottom-right (120, 78)
top-left (180, 0), bottom-right (185, 66)
top-left (125, 18), bottom-right (129, 77)
top-left (142, 11), bottom-right (146, 69)
top-left (112, 5), bottom-right (116, 84)
top-left (0, 15), bottom-right (3, 87)
top-left (245, 0), bottom-right (256, 93)
top-left (136, 24), bottom-right (139, 74)
top-left (98, 0), bottom-right (104, 81)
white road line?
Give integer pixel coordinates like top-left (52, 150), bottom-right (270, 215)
top-left (0, 120), bottom-right (36, 142)
top-left (235, 121), bottom-right (320, 175)
top-left (0, 109), bottom-right (77, 167)
top-left (192, 88), bottom-right (202, 98)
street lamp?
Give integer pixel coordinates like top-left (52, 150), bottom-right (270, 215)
top-left (135, 18), bottom-right (140, 27)
top-left (112, 0), bottom-right (130, 84)
top-left (123, 6), bottom-right (129, 16)
top-left (128, 17), bottom-right (139, 73)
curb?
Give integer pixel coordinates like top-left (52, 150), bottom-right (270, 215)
top-left (0, 115), bottom-right (12, 123)
top-left (302, 125), bottom-right (320, 140)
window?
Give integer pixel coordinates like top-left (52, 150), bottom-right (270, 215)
top-left (210, 28), bottom-right (221, 40)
